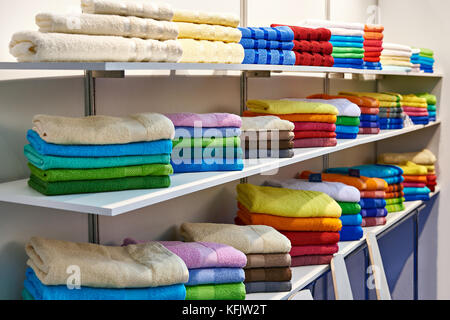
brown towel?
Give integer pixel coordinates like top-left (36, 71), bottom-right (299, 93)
top-left (241, 131), bottom-right (294, 141)
top-left (245, 254), bottom-right (292, 269)
top-left (244, 139), bottom-right (294, 150)
top-left (244, 267), bottom-right (292, 283)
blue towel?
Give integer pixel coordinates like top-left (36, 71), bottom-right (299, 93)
top-left (363, 62), bottom-right (382, 68)
top-left (417, 56), bottom-right (435, 65)
top-left (359, 121), bottom-right (380, 128)
top-left (405, 194), bottom-right (430, 202)
top-left (27, 130), bottom-right (172, 158)
top-left (239, 26), bottom-right (294, 41)
top-left (364, 66), bottom-right (382, 70)
top-left (239, 38), bottom-right (294, 50)
top-left (172, 148), bottom-right (243, 161)
top-left (384, 176), bottom-right (405, 184)
top-left (360, 115), bottom-right (379, 122)
top-left (359, 198), bottom-right (387, 209)
top-left (330, 41), bottom-right (364, 48)
top-left (243, 49), bottom-right (295, 65)
top-left (404, 187), bottom-right (431, 195)
top-left (340, 214), bottom-right (363, 226)
top-left (339, 226), bottom-right (364, 241)
top-left (335, 125), bottom-right (360, 134)
top-left (333, 58), bottom-right (364, 65)
top-left (409, 116), bottom-right (430, 125)
top-left (361, 208), bottom-right (388, 218)
top-left (333, 64), bottom-right (364, 69)
top-left (24, 268), bottom-right (186, 300)
top-left (174, 127), bottom-right (241, 139)
top-left (171, 159), bottom-right (244, 173)
top-left (330, 35), bottom-right (364, 43)
top-left (380, 124), bottom-right (404, 130)
top-left (187, 268), bottom-right (245, 286)
top-left (327, 164), bottom-right (404, 178)
top-left (337, 133), bottom-right (358, 139)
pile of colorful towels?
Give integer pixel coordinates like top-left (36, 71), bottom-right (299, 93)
top-left (239, 26), bottom-right (296, 65)
top-left (167, 113), bottom-right (244, 173)
top-left (363, 24), bottom-right (384, 70)
top-left (243, 100), bottom-right (338, 148)
top-left (416, 93), bottom-right (437, 122)
top-left (25, 113), bottom-right (174, 196)
top-left (401, 95), bottom-right (429, 125)
top-left (410, 49), bottom-right (421, 73)
top-left (415, 48), bottom-right (435, 73)
top-left (181, 223), bottom-right (292, 294)
top-left (381, 43), bottom-right (413, 72)
top-left (241, 116), bottom-right (295, 159)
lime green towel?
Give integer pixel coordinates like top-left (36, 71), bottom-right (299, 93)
top-left (247, 100), bottom-right (339, 115)
top-left (386, 203), bottom-right (405, 213)
top-left (385, 197), bottom-right (405, 205)
top-left (416, 93), bottom-right (437, 105)
top-left (22, 288), bottom-right (34, 300)
top-left (186, 283), bottom-right (246, 300)
top-left (332, 53), bottom-right (364, 59)
top-left (172, 137), bottom-right (241, 148)
top-left (332, 47), bottom-right (365, 54)
top-left (338, 202), bottom-right (362, 215)
top-left (237, 184), bottom-right (342, 218)
top-left (419, 48), bottom-right (434, 57)
top-left (28, 175), bottom-right (171, 196)
top-left (28, 163), bottom-right (173, 182)
top-left (336, 117), bottom-right (361, 127)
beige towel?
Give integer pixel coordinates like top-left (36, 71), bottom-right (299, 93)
top-left (378, 149), bottom-right (437, 165)
top-left (26, 237), bottom-right (189, 288)
top-left (81, 0), bottom-right (174, 21)
top-left (176, 22), bottom-right (241, 43)
top-left (180, 223), bottom-right (292, 254)
top-left (178, 39), bottom-right (244, 64)
top-left (32, 113), bottom-right (175, 145)
top-left (241, 116), bottom-right (295, 131)
top-left (36, 12), bottom-right (178, 40)
top-left (10, 31), bottom-right (182, 63)
top-left (173, 9), bottom-right (240, 28)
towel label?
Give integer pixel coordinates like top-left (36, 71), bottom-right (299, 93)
top-left (349, 169), bottom-right (361, 178)
top-left (309, 174), bottom-right (323, 183)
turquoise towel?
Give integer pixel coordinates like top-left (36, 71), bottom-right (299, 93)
top-left (326, 164), bottom-right (404, 178)
top-left (171, 159), bottom-right (244, 173)
top-left (340, 214), bottom-right (363, 226)
top-left (404, 187), bottom-right (431, 195)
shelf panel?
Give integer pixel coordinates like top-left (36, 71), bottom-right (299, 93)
top-left (246, 187), bottom-right (440, 301)
top-left (0, 62), bottom-right (443, 77)
top-left (0, 121), bottom-right (440, 216)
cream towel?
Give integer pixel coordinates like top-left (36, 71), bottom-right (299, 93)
top-left (32, 113), bottom-right (175, 145)
top-left (10, 31), bottom-right (182, 62)
top-left (383, 43), bottom-right (412, 53)
top-left (177, 22), bottom-right (241, 43)
top-left (381, 50), bottom-right (412, 58)
top-left (36, 12), bottom-right (178, 40)
top-left (380, 59), bottom-right (413, 68)
top-left (173, 9), bottom-right (240, 28)
top-left (178, 39), bottom-right (244, 64)
top-left (301, 19), bottom-right (364, 31)
top-left (241, 116), bottom-right (295, 131)
top-left (81, 0), bottom-right (173, 21)
top-left (378, 149), bottom-right (437, 165)
top-left (180, 223), bottom-right (292, 254)
top-left (26, 237), bottom-right (189, 288)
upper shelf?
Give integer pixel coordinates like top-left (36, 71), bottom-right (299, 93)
top-left (0, 62), bottom-right (443, 77)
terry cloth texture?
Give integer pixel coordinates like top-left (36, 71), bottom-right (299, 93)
top-left (186, 283), bottom-right (246, 300)
top-left (245, 282), bottom-right (292, 294)
top-left (244, 267), bottom-right (292, 282)
top-left (291, 255), bottom-right (333, 267)
top-left (245, 254), bottom-right (292, 269)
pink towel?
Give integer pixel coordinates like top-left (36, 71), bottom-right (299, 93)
top-left (361, 217), bottom-right (386, 227)
top-left (165, 113), bottom-right (242, 128)
top-left (290, 244), bottom-right (339, 257)
top-left (359, 127), bottom-right (380, 135)
top-left (294, 122), bottom-right (336, 132)
top-left (403, 182), bottom-right (427, 188)
top-left (123, 238), bottom-right (247, 269)
top-left (403, 111), bottom-right (429, 117)
top-left (294, 138), bottom-right (337, 148)
top-left (291, 255), bottom-right (333, 267)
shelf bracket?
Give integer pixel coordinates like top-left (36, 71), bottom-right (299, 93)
top-left (92, 70), bottom-right (125, 79)
top-left (331, 254), bottom-right (354, 300)
top-left (366, 232), bottom-right (392, 300)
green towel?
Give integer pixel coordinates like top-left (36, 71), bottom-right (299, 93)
top-left (332, 47), bottom-right (365, 54)
top-left (385, 197), bottom-right (405, 205)
top-left (331, 53), bottom-right (364, 59)
top-left (24, 145), bottom-right (171, 170)
top-left (22, 288), bottom-right (34, 300)
top-left (186, 283), bottom-right (246, 300)
top-left (338, 202), bottom-right (362, 215)
top-left (386, 203), bottom-right (405, 213)
top-left (415, 93), bottom-right (437, 105)
top-left (173, 137), bottom-right (241, 148)
top-left (419, 48), bottom-right (434, 57)
top-left (28, 163), bottom-right (173, 182)
top-left (336, 117), bottom-right (361, 127)
top-left (28, 174), bottom-right (171, 196)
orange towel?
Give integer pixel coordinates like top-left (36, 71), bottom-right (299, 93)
top-left (360, 190), bottom-right (386, 198)
top-left (385, 191), bottom-right (405, 199)
top-left (299, 171), bottom-right (388, 191)
top-left (404, 175), bottom-right (428, 183)
top-left (387, 184), bottom-right (404, 193)
top-left (364, 32), bottom-right (384, 40)
top-left (237, 208), bottom-right (342, 232)
top-left (364, 24), bottom-right (384, 33)
top-left (307, 94), bottom-right (380, 108)
top-left (243, 111), bottom-right (337, 124)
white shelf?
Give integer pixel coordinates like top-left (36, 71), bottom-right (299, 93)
top-left (0, 121), bottom-right (440, 216)
top-left (246, 187), bottom-right (440, 301)
top-left (0, 62), bottom-right (443, 77)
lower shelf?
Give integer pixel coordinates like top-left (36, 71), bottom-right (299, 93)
top-left (245, 187), bottom-right (440, 300)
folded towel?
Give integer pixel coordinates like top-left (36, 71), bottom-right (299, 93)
top-left (245, 282), bottom-right (292, 294)
top-left (280, 231), bottom-right (340, 246)
top-left (288, 98), bottom-right (361, 117)
top-left (333, 47), bottom-right (365, 54)
top-left (245, 149), bottom-right (294, 159)
top-left (244, 139), bottom-right (294, 150)
top-left (386, 203), bottom-right (406, 213)
top-left (308, 93), bottom-right (379, 109)
top-left (245, 267), bottom-right (292, 282)
top-left (171, 159), bottom-right (244, 173)
top-left (362, 217), bottom-right (387, 227)
top-left (336, 126), bottom-right (360, 134)
top-left (290, 244), bottom-right (339, 257)
top-left (403, 175), bottom-right (428, 183)
top-left (294, 122), bottom-right (336, 131)
top-left (186, 283), bottom-right (245, 300)
top-left (177, 22), bottom-right (241, 42)
top-left (243, 111), bottom-right (337, 124)
top-left (385, 197), bottom-right (405, 205)
top-left (166, 113), bottom-right (241, 128)
top-left (340, 214), bottom-right (363, 226)
top-left (172, 8), bottom-right (239, 27)
top-left (32, 113), bottom-right (175, 145)
top-left (299, 171), bottom-right (388, 191)
top-left (243, 49), bottom-right (296, 65)
top-left (29, 174), bottom-right (171, 196)
top-left (291, 255), bottom-right (333, 267)
top-left (387, 184), bottom-right (405, 192)
top-left (326, 164), bottom-right (403, 179)
top-left (242, 131), bottom-right (294, 141)
top-left (239, 26), bottom-right (294, 41)
top-left (247, 100), bottom-right (338, 115)
top-left (359, 198), bottom-right (387, 209)
top-left (360, 115), bottom-right (379, 122)
top-left (404, 187), bottom-right (431, 195)
top-left (180, 223), bottom-right (292, 254)
top-left (359, 127), bottom-right (380, 134)
top-left (187, 268), bottom-right (245, 286)
top-left (294, 131), bottom-right (336, 139)
top-left (333, 58), bottom-right (364, 65)
top-left (385, 191), bottom-right (405, 199)
top-left (26, 237), bottom-right (188, 288)
top-left (241, 116), bottom-right (294, 131)
top-left (302, 27), bottom-right (363, 37)
top-left (294, 138), bottom-right (337, 148)
top-left (24, 268), bottom-right (186, 300)
top-left (174, 127), bottom-right (241, 139)
top-left (365, 24), bottom-right (384, 32)
top-left (81, 0), bottom-right (173, 20)
top-left (330, 35), bottom-right (364, 43)
top-left (330, 41), bottom-right (364, 48)
top-left (338, 202), bottom-right (362, 215)
top-left (36, 12), bottom-right (178, 40)
top-left (332, 52), bottom-right (364, 59)
top-left (361, 208), bottom-right (388, 218)
top-left (340, 226), bottom-right (364, 241)
top-left (172, 147), bottom-right (243, 161)
top-left (240, 38), bottom-right (294, 50)
top-left (340, 92), bottom-right (402, 102)
top-left (292, 40), bottom-right (333, 54)
top-left (404, 194), bottom-right (430, 202)
top-left (10, 31), bottom-right (182, 62)
top-left (360, 121), bottom-right (381, 128)
top-left (416, 93), bottom-right (437, 105)
top-left (237, 184), bottom-right (342, 218)
top-left (178, 39), bottom-right (244, 64)
top-left (364, 32), bottom-right (384, 40)
top-left (333, 63), bottom-right (364, 69)
top-left (294, 52), bottom-right (334, 67)
top-left (360, 190), bottom-right (386, 198)
top-left (245, 254), bottom-right (292, 269)
top-left (301, 19), bottom-right (364, 31)
top-left (172, 137), bottom-right (240, 149)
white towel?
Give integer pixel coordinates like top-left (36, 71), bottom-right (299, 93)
top-left (383, 43), bottom-right (412, 53)
top-left (176, 22), bottom-right (241, 43)
top-left (241, 116), bottom-right (295, 131)
top-left (264, 179), bottom-right (361, 203)
top-left (178, 39), bottom-right (244, 64)
top-left (81, 0), bottom-right (173, 21)
top-left (173, 9), bottom-right (239, 28)
top-left (411, 48), bottom-right (421, 55)
top-left (10, 31), bottom-right (182, 62)
top-left (301, 19), bottom-right (365, 31)
top-left (326, 27), bottom-right (364, 37)
top-left (381, 50), bottom-right (412, 58)
top-left (286, 99), bottom-right (361, 117)
top-left (36, 12), bottom-right (178, 40)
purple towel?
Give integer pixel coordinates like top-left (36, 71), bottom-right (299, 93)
top-left (165, 113), bottom-right (242, 128)
top-left (123, 239), bottom-right (247, 269)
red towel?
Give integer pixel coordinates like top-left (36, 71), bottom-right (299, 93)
top-left (360, 107), bottom-right (380, 115)
top-left (360, 191), bottom-right (386, 198)
top-left (364, 46), bottom-right (384, 53)
top-left (404, 111), bottom-right (429, 117)
top-left (427, 174), bottom-right (437, 182)
top-left (364, 52), bottom-right (382, 58)
top-left (280, 231), bottom-right (340, 246)
top-left (364, 57), bottom-right (381, 62)
top-left (272, 24), bottom-right (331, 41)
top-left (290, 244), bottom-right (339, 257)
top-left (362, 217), bottom-right (387, 227)
top-left (294, 131), bottom-right (336, 139)
top-left (294, 138), bottom-right (337, 148)
top-left (403, 106), bottom-right (429, 113)
top-left (291, 255), bottom-right (333, 267)
top-left (293, 40), bottom-right (333, 55)
top-left (294, 122), bottom-right (336, 132)
top-left (294, 52), bottom-right (334, 66)
top-left (364, 40), bottom-right (383, 47)
top-left (403, 182), bottom-right (427, 188)
top-left (359, 127), bottom-right (380, 134)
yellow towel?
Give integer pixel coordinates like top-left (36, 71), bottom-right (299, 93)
top-left (237, 184), bottom-right (342, 218)
top-left (178, 39), bottom-right (244, 63)
top-left (378, 149), bottom-right (437, 165)
top-left (339, 92), bottom-right (402, 102)
top-left (176, 22), bottom-right (242, 43)
top-left (398, 161), bottom-right (428, 176)
top-left (402, 94), bottom-right (428, 104)
top-left (246, 100), bottom-right (339, 115)
top-left (173, 9), bottom-right (240, 28)
top-left (401, 102), bottom-right (428, 108)
top-left (379, 101), bottom-right (401, 107)
top-left (380, 56), bottom-right (411, 62)
top-left (380, 59), bottom-right (414, 67)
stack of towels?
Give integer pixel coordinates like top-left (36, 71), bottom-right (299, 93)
top-left (271, 24), bottom-right (334, 67)
top-left (380, 43), bottom-right (413, 72)
top-left (416, 93), bottom-right (437, 122)
top-left (236, 184), bottom-right (341, 267)
top-left (23, 237), bottom-right (189, 300)
top-left (11, 0), bottom-right (184, 63)
top-left (181, 223), bottom-right (292, 294)
top-left (174, 8), bottom-right (244, 64)
top-left (401, 94), bottom-right (429, 125)
top-left (410, 49), bottom-right (421, 73)
top-left (167, 113), bottom-right (244, 173)
top-left (243, 100), bottom-right (338, 148)
top-left (265, 178), bottom-right (362, 242)
top-left (25, 114), bottom-right (174, 196)
top-left (123, 239), bottom-right (247, 300)
top-left (415, 48), bottom-right (435, 73)
top-left (300, 19), bottom-right (365, 69)
top-left (241, 116), bottom-right (295, 159)
top-left (396, 162), bottom-right (431, 202)
top-left (239, 26), bottom-right (296, 65)
top-left (363, 24), bottom-right (384, 70)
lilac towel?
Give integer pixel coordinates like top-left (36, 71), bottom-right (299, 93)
top-left (165, 113), bottom-right (242, 128)
top-left (294, 138), bottom-right (338, 148)
top-left (123, 239), bottom-right (247, 269)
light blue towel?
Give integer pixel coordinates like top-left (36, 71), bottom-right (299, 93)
top-left (240, 38), bottom-right (294, 50)
top-left (330, 41), bottom-right (364, 48)
top-left (174, 127), bottom-right (241, 139)
top-left (171, 159), bottom-right (244, 173)
top-left (24, 268), bottom-right (186, 300)
top-left (187, 268), bottom-right (245, 286)
top-left (326, 164), bottom-right (404, 178)
top-left (330, 35), bottom-right (364, 43)
top-left (172, 147), bottom-right (243, 161)
top-left (335, 125), bottom-right (360, 134)
top-left (239, 26), bottom-right (294, 41)
top-left (243, 49), bottom-right (295, 65)
top-left (27, 130), bottom-right (172, 158)
top-left (404, 187), bottom-right (431, 195)
top-left (340, 214), bottom-right (363, 226)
